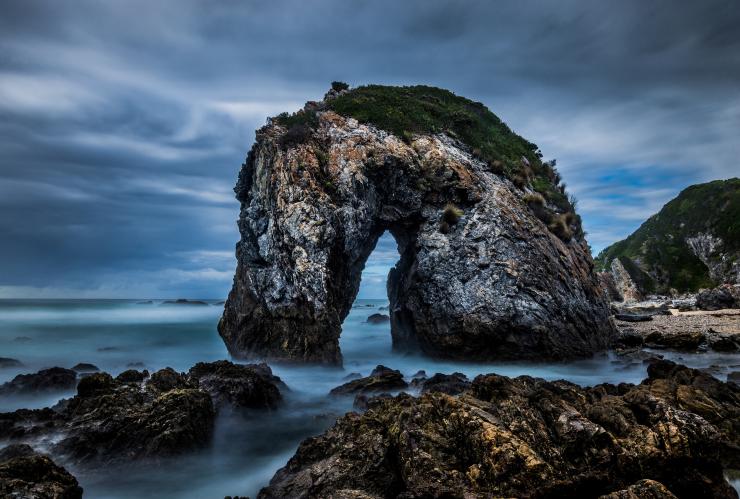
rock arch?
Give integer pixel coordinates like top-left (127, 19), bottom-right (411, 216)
top-left (219, 111), bottom-right (614, 365)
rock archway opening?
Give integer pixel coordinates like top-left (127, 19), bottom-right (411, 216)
top-left (339, 231), bottom-right (401, 360)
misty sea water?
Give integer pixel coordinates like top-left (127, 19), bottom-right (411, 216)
top-left (1, 298), bottom-right (738, 497)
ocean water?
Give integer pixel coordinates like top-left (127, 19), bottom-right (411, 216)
top-left (0, 298), bottom-right (738, 497)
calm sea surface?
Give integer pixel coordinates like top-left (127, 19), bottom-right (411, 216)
top-left (1, 299), bottom-right (738, 497)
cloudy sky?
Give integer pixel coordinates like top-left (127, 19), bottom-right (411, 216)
top-left (1, 0), bottom-right (738, 299)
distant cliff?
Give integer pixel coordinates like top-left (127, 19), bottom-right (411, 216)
top-left (219, 83), bottom-right (614, 364)
top-left (596, 178), bottom-right (740, 297)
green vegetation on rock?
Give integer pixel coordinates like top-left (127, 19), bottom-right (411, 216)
top-left (595, 178), bottom-right (740, 293)
top-left (273, 84), bottom-right (583, 241)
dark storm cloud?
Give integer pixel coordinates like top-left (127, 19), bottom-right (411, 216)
top-left (1, 0), bottom-right (738, 297)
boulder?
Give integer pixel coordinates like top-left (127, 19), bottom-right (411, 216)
top-left (260, 361), bottom-right (739, 498)
top-left (644, 330), bottom-right (706, 350)
top-left (115, 369), bottom-right (149, 383)
top-left (411, 372), bottom-right (470, 395)
top-left (188, 360), bottom-right (284, 410)
top-left (0, 444), bottom-right (83, 499)
top-left (329, 365), bottom-right (407, 396)
top-left (0, 367), bottom-right (77, 395)
top-left (71, 363), bottom-right (99, 373)
top-left (696, 284), bottom-right (740, 310)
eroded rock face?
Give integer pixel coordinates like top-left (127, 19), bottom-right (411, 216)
top-left (0, 444), bottom-right (83, 499)
top-left (259, 360), bottom-right (739, 498)
top-left (219, 110), bottom-right (614, 364)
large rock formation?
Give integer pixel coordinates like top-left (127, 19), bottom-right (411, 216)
top-left (258, 361), bottom-right (740, 498)
top-left (219, 85), bottom-right (614, 364)
top-left (596, 178), bottom-right (740, 295)
top-left (0, 444), bottom-right (83, 499)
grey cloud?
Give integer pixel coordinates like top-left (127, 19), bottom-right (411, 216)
top-left (0, 0), bottom-right (737, 297)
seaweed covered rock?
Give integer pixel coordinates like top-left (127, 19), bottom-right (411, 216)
top-left (260, 361), bottom-right (739, 498)
top-left (188, 360), bottom-right (284, 410)
top-left (0, 444), bottom-right (83, 499)
top-left (220, 85), bottom-right (614, 364)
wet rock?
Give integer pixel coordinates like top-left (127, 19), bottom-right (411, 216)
top-left (366, 313), bottom-right (390, 324)
top-left (188, 360), bottom-right (283, 410)
top-left (696, 284), bottom-right (740, 311)
top-left (261, 361), bottom-right (739, 499)
top-left (1, 366), bottom-right (218, 468)
top-left (614, 313), bottom-right (653, 322)
top-left (353, 392), bottom-right (393, 411)
top-left (414, 372), bottom-right (470, 395)
top-left (55, 384), bottom-right (214, 467)
top-left (411, 370), bottom-right (427, 380)
top-left (598, 479), bottom-right (677, 499)
top-left (0, 444), bottom-right (83, 499)
top-left (0, 367), bottom-right (77, 395)
top-left (116, 369), bottom-right (149, 383)
top-left (329, 365), bottom-right (407, 396)
top-left (729, 371), bottom-right (740, 385)
top-left (147, 367), bottom-right (194, 393)
top-left (71, 362), bottom-right (99, 373)
top-left (0, 358), bottom-right (22, 369)
top-left (219, 106), bottom-right (614, 364)
top-left (644, 330), bottom-right (706, 350)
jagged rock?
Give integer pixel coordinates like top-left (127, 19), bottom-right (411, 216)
top-left (707, 330), bottom-right (740, 352)
top-left (353, 392), bottom-right (393, 411)
top-left (115, 369), bottom-right (149, 383)
top-left (0, 367), bottom-right (77, 395)
top-left (71, 362), bottom-right (99, 373)
top-left (696, 284), bottom-right (740, 310)
top-left (146, 367), bottom-right (194, 393)
top-left (610, 258), bottom-right (644, 302)
top-left (188, 360), bottom-right (283, 410)
top-left (219, 89), bottom-right (613, 364)
top-left (366, 313), bottom-right (390, 324)
top-left (260, 360), bottom-right (739, 499)
top-left (729, 371), bottom-right (740, 385)
top-left (412, 372), bottom-right (470, 395)
top-left (598, 479), bottom-right (677, 499)
top-left (329, 365), bottom-right (407, 396)
top-left (0, 444), bottom-right (83, 499)
top-left (0, 368), bottom-right (216, 468)
top-left (0, 358), bottom-right (22, 369)
top-left (598, 270), bottom-right (622, 301)
top-left (342, 372), bottom-right (362, 381)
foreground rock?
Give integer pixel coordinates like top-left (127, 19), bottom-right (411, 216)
top-left (188, 360), bottom-right (284, 410)
top-left (219, 85), bottom-right (614, 364)
top-left (598, 480), bottom-right (677, 499)
top-left (0, 367), bottom-right (77, 395)
top-left (260, 360), bottom-right (739, 498)
top-left (0, 361), bottom-right (286, 469)
top-left (0, 444), bottom-right (83, 499)
top-left (1, 370), bottom-right (211, 467)
top-left (329, 365), bottom-right (407, 396)
top-left (410, 372), bottom-right (470, 395)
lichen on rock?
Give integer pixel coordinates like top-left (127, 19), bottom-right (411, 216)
top-left (219, 85), bottom-right (614, 364)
